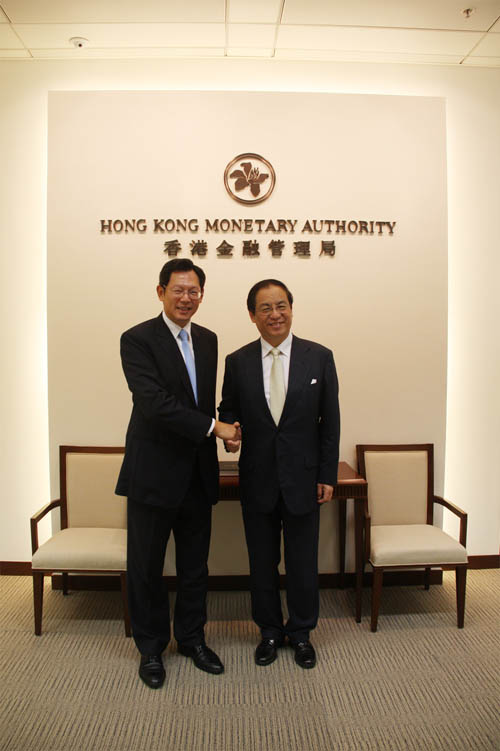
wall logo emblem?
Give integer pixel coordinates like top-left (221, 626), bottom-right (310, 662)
top-left (224, 153), bottom-right (276, 205)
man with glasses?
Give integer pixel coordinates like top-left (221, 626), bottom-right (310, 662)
top-left (219, 279), bottom-right (340, 669)
top-left (116, 258), bottom-right (241, 688)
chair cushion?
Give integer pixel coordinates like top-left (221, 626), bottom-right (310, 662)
top-left (370, 524), bottom-right (468, 566)
top-left (65, 452), bottom-right (126, 529)
top-left (32, 528), bottom-right (127, 571)
top-left (364, 450), bottom-right (429, 526)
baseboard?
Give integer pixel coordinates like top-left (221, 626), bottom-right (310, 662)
top-left (0, 561), bottom-right (32, 575)
top-left (468, 555), bottom-right (500, 569)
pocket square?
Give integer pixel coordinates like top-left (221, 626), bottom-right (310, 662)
top-left (310, 378), bottom-right (317, 385)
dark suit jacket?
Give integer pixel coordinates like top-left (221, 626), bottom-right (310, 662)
top-left (115, 314), bottom-right (219, 508)
top-left (218, 335), bottom-right (340, 515)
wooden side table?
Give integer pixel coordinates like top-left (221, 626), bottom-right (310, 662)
top-left (335, 461), bottom-right (368, 623)
top-left (218, 460), bottom-right (368, 622)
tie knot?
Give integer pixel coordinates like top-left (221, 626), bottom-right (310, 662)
top-left (271, 347), bottom-right (281, 358)
top-left (179, 328), bottom-right (188, 342)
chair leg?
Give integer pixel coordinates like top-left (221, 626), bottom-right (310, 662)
top-left (62, 572), bottom-right (69, 595)
top-left (371, 568), bottom-right (383, 632)
top-left (120, 573), bottom-right (131, 637)
top-left (424, 567), bottom-right (431, 590)
top-left (33, 572), bottom-right (44, 635)
top-left (456, 566), bottom-right (467, 628)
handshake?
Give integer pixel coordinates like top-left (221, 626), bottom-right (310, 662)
top-left (214, 420), bottom-right (242, 453)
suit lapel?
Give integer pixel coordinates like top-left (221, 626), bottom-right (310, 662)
top-left (244, 340), bottom-right (273, 421)
top-left (191, 323), bottom-right (206, 405)
top-left (245, 337), bottom-right (311, 426)
top-left (280, 336), bottom-right (311, 422)
top-left (154, 314), bottom-right (196, 404)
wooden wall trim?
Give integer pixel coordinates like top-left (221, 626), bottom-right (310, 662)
top-left (0, 561), bottom-right (32, 575)
top-left (468, 554), bottom-right (500, 569)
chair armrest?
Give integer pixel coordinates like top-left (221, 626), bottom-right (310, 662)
top-left (363, 499), bottom-right (371, 561)
top-left (433, 495), bottom-right (468, 547)
top-left (30, 499), bottom-right (62, 555)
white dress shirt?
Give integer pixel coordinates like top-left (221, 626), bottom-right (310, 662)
top-left (260, 332), bottom-right (293, 409)
top-left (162, 311), bottom-right (215, 435)
top-left (162, 311), bottom-right (194, 359)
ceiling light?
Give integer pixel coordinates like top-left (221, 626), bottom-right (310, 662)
top-left (69, 37), bottom-right (89, 49)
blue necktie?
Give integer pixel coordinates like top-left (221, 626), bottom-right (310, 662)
top-left (178, 328), bottom-right (198, 404)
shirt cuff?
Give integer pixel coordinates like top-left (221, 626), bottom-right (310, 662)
top-left (207, 418), bottom-right (215, 437)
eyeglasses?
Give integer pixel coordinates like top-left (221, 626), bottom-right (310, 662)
top-left (163, 286), bottom-right (202, 300)
top-left (256, 302), bottom-right (290, 314)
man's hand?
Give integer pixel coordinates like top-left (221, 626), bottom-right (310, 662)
top-left (214, 420), bottom-right (241, 442)
top-left (317, 483), bottom-right (334, 504)
top-left (224, 438), bottom-right (241, 453)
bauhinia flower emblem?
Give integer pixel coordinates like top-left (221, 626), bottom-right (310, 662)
top-left (230, 161), bottom-right (269, 198)
top-left (224, 153), bottom-right (276, 205)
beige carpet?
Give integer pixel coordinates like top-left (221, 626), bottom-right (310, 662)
top-left (1, 571), bottom-right (499, 751)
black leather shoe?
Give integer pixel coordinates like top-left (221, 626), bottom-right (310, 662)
top-left (139, 654), bottom-right (165, 688)
top-left (255, 638), bottom-right (283, 666)
top-left (293, 641), bottom-right (316, 669)
top-left (178, 643), bottom-right (224, 674)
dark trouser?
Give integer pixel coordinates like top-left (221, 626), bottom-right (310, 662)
top-left (242, 498), bottom-right (320, 645)
top-left (127, 475), bottom-right (212, 656)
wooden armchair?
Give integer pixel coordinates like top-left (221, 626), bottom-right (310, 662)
top-left (356, 444), bottom-right (468, 632)
top-left (30, 446), bottom-right (130, 636)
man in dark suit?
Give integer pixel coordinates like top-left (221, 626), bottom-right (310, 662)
top-left (116, 258), bottom-right (240, 688)
top-left (218, 279), bottom-right (340, 669)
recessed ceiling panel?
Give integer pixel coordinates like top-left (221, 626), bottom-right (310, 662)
top-left (226, 47), bottom-right (274, 56)
top-left (30, 46), bottom-right (225, 58)
top-left (1, 0), bottom-right (225, 23)
top-left (462, 54), bottom-right (500, 65)
top-left (13, 22), bottom-right (226, 48)
top-left (274, 48), bottom-right (464, 64)
top-left (0, 24), bottom-right (24, 47)
top-left (0, 48), bottom-right (30, 57)
top-left (228, 0), bottom-right (282, 23)
top-left (1, 0), bottom-right (499, 67)
top-left (227, 23), bottom-right (276, 47)
top-left (471, 31), bottom-right (500, 54)
top-left (282, 0), bottom-right (500, 32)
top-left (277, 25), bottom-right (482, 56)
